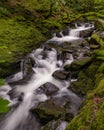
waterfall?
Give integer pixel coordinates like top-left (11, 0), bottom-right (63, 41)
top-left (0, 22), bottom-right (94, 130)
top-left (47, 22), bottom-right (94, 44)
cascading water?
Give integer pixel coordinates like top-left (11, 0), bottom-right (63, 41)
top-left (0, 22), bottom-right (94, 130)
top-left (47, 22), bottom-right (94, 44)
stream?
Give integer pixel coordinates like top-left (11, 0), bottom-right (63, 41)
top-left (0, 22), bottom-right (94, 130)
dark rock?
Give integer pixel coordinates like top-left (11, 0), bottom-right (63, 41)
top-left (61, 42), bottom-right (71, 50)
top-left (52, 70), bottom-right (70, 80)
top-left (21, 57), bottom-right (35, 78)
top-left (36, 82), bottom-right (59, 96)
top-left (80, 29), bottom-right (94, 38)
top-left (8, 89), bottom-right (24, 101)
top-left (44, 45), bottom-right (52, 51)
top-left (80, 40), bottom-right (89, 47)
top-left (62, 28), bottom-right (70, 36)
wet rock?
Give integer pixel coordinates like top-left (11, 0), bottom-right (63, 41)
top-left (62, 28), bottom-right (70, 36)
top-left (5, 72), bottom-right (23, 84)
top-left (21, 57), bottom-right (35, 78)
top-left (36, 82), bottom-right (59, 96)
top-left (44, 45), bottom-right (52, 51)
top-left (40, 120), bottom-right (68, 130)
top-left (80, 29), bottom-right (94, 38)
top-left (32, 94), bottom-right (74, 126)
top-left (52, 70), bottom-right (70, 80)
top-left (8, 88), bottom-right (24, 101)
top-left (80, 40), bottom-right (89, 47)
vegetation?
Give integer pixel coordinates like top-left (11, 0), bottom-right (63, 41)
top-left (0, 0), bottom-right (104, 129)
top-left (0, 79), bottom-right (9, 113)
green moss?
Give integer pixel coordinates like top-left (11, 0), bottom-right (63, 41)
top-left (67, 57), bottom-right (92, 71)
top-left (97, 63), bottom-right (104, 73)
top-left (95, 49), bottom-right (104, 61)
top-left (33, 107), bottom-right (64, 124)
top-left (0, 98), bottom-right (9, 113)
top-left (0, 18), bottom-right (46, 77)
top-left (89, 100), bottom-right (104, 130)
top-left (91, 33), bottom-right (104, 48)
top-left (66, 75), bottom-right (104, 130)
top-left (66, 101), bottom-right (94, 130)
top-left (0, 79), bottom-right (4, 86)
top-left (70, 62), bottom-right (99, 95)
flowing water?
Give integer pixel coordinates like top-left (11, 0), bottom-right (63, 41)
top-left (0, 22), bottom-right (94, 130)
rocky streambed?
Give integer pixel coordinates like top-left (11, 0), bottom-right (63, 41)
top-left (0, 22), bottom-right (104, 130)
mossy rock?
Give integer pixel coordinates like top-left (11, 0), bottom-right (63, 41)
top-left (64, 57), bottom-right (92, 71)
top-left (70, 61), bottom-right (99, 96)
top-left (32, 100), bottom-right (66, 124)
top-left (66, 92), bottom-right (104, 130)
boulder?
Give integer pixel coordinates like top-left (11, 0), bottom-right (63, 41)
top-left (31, 99), bottom-right (66, 124)
top-left (80, 29), bottom-right (94, 38)
top-left (31, 93), bottom-right (73, 125)
top-left (36, 82), bottom-right (59, 96)
top-left (52, 70), bottom-right (70, 80)
top-left (69, 62), bottom-right (99, 96)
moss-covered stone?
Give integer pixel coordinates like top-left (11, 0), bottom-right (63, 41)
top-left (32, 100), bottom-right (66, 124)
top-left (70, 61), bottom-right (100, 96)
top-left (64, 57), bottom-right (92, 71)
top-left (66, 64), bottom-right (104, 130)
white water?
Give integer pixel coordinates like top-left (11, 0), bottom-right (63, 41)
top-left (0, 23), bottom-right (94, 130)
top-left (47, 23), bottom-right (94, 44)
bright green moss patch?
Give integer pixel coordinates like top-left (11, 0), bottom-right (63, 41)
top-left (66, 101), bottom-right (94, 130)
top-left (0, 98), bottom-right (9, 113)
top-left (0, 18), bottom-right (46, 77)
top-left (0, 79), bottom-right (9, 113)
top-left (89, 99), bottom-right (104, 130)
top-left (66, 76), bottom-right (104, 130)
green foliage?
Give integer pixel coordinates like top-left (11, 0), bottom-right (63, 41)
top-left (0, 6), bottom-right (10, 17)
top-left (0, 98), bottom-right (9, 113)
top-left (97, 63), bottom-right (104, 73)
top-left (95, 50), bottom-right (104, 61)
